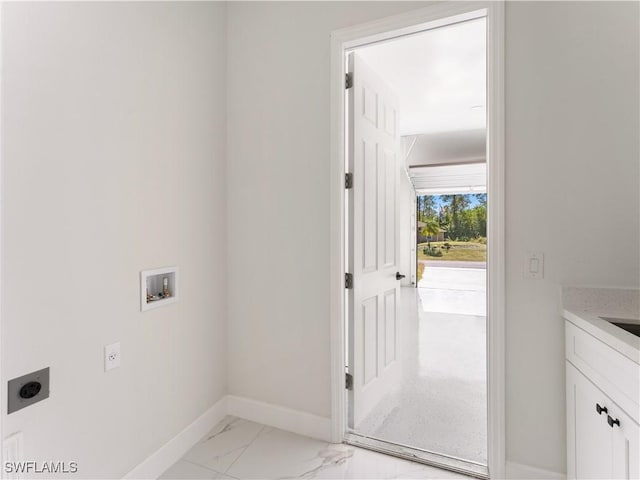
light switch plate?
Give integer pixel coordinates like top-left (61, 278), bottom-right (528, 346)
top-left (524, 252), bottom-right (544, 279)
top-left (105, 342), bottom-right (121, 371)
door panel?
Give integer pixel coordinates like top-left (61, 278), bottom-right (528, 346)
top-left (362, 140), bottom-right (378, 272)
top-left (384, 289), bottom-right (397, 367)
top-left (384, 104), bottom-right (396, 136)
top-left (383, 148), bottom-right (396, 267)
top-left (363, 85), bottom-right (378, 126)
top-left (362, 296), bottom-right (378, 385)
top-left (348, 52), bottom-right (402, 428)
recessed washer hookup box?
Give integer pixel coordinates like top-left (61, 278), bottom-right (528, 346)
top-left (8, 367), bottom-right (50, 414)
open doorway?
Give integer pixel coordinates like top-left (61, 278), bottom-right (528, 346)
top-left (343, 10), bottom-right (490, 478)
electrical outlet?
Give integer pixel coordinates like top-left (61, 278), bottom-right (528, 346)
top-left (104, 342), bottom-right (121, 371)
top-left (7, 367), bottom-right (50, 414)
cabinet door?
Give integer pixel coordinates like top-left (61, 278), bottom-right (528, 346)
top-left (611, 403), bottom-right (639, 479)
top-left (567, 362), bottom-right (613, 479)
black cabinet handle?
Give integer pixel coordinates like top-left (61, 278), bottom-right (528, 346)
top-left (607, 415), bottom-right (620, 428)
top-left (396, 272), bottom-right (406, 280)
top-left (596, 403), bottom-right (608, 415)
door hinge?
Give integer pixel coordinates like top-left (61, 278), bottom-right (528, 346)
top-left (345, 273), bottom-right (353, 289)
top-left (345, 372), bottom-right (353, 390)
top-left (345, 172), bottom-right (353, 189)
top-left (345, 72), bottom-right (353, 89)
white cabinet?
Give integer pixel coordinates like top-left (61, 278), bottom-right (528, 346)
top-left (567, 363), bottom-right (639, 479)
top-left (566, 321), bottom-right (640, 480)
top-left (566, 363), bottom-right (612, 478)
top-left (611, 402), bottom-right (639, 480)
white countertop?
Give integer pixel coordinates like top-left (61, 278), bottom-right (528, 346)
top-left (563, 308), bottom-right (640, 364)
top-left (562, 287), bottom-right (640, 364)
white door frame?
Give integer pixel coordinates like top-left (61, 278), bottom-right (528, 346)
top-left (329, 2), bottom-right (505, 478)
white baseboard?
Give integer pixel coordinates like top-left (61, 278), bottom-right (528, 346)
top-left (226, 395), bottom-right (332, 442)
top-left (123, 396), bottom-right (227, 479)
top-left (123, 395), bottom-right (331, 479)
top-left (506, 461), bottom-right (565, 480)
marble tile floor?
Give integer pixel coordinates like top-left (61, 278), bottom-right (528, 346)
top-left (159, 416), bottom-right (472, 480)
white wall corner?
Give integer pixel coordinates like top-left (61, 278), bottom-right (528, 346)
top-left (123, 396), bottom-right (228, 480)
top-left (505, 461), bottom-right (565, 480)
top-left (226, 395), bottom-right (332, 443)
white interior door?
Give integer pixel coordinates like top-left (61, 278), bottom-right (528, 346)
top-left (347, 53), bottom-right (402, 429)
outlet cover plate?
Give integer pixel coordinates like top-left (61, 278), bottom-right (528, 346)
top-left (105, 342), bottom-right (121, 371)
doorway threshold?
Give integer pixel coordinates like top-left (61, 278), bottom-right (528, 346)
top-left (344, 432), bottom-right (489, 479)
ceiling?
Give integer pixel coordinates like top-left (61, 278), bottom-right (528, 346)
top-left (406, 129), bottom-right (486, 167)
top-left (356, 17), bottom-right (487, 136)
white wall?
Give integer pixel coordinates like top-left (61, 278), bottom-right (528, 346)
top-left (505, 2), bottom-right (639, 473)
top-left (227, 1), bottom-right (639, 475)
top-left (1, 3), bottom-right (227, 477)
top-left (226, 0), bottom-right (433, 420)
